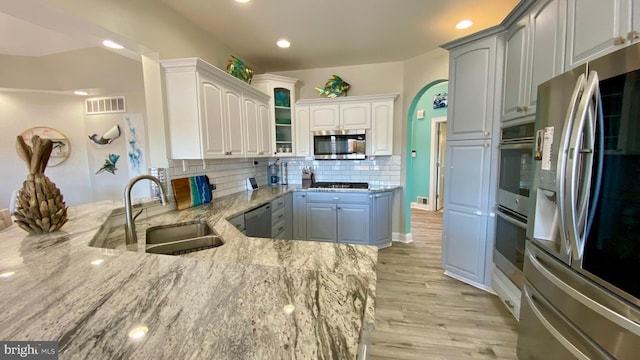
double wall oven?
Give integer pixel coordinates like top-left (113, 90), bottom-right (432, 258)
top-left (495, 122), bottom-right (535, 288)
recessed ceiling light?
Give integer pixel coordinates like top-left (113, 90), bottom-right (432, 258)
top-left (74, 90), bottom-right (88, 96)
top-left (235, 0), bottom-right (250, 3)
top-left (456, 20), bottom-right (473, 29)
top-left (102, 40), bottom-right (124, 49)
top-left (277, 39), bottom-right (291, 48)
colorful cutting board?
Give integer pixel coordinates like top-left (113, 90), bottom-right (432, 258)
top-left (171, 175), bottom-right (212, 210)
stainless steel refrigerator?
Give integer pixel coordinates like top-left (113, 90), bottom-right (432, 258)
top-left (517, 43), bottom-right (640, 359)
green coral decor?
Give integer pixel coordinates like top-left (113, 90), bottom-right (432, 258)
top-left (315, 75), bottom-right (350, 98)
top-left (226, 55), bottom-right (254, 83)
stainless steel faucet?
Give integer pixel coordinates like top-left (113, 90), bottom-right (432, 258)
top-left (124, 175), bottom-right (168, 247)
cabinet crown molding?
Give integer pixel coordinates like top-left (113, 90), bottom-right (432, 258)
top-left (160, 57), bottom-right (270, 101)
top-left (252, 73), bottom-right (299, 84)
top-left (296, 93), bottom-right (399, 106)
top-left (440, 0), bottom-right (537, 50)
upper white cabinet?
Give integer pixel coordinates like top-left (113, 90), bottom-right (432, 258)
top-left (368, 100), bottom-right (395, 156)
top-left (565, 0), bottom-right (639, 69)
top-left (448, 36), bottom-right (497, 140)
top-left (244, 97), bottom-right (271, 157)
top-left (298, 93), bottom-right (398, 155)
top-left (309, 102), bottom-right (371, 130)
top-left (309, 104), bottom-right (340, 130)
top-left (340, 102), bottom-right (371, 129)
top-left (295, 105), bottom-right (312, 157)
top-left (501, 0), bottom-right (566, 121)
top-left (252, 74), bottom-right (299, 157)
top-left (161, 58), bottom-right (270, 159)
top-left (308, 102), bottom-right (372, 131)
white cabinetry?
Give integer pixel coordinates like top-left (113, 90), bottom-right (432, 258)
top-left (501, 0), bottom-right (566, 121)
top-left (298, 93), bottom-right (398, 156)
top-left (252, 74), bottom-right (299, 157)
top-left (368, 100), bottom-right (395, 156)
top-left (161, 58), bottom-right (270, 159)
top-left (566, 0), bottom-right (640, 69)
top-left (244, 98), bottom-right (271, 157)
top-left (308, 104), bottom-right (339, 130)
top-left (295, 106), bottom-right (312, 157)
top-left (340, 102), bottom-right (371, 129)
top-left (309, 102), bottom-right (370, 130)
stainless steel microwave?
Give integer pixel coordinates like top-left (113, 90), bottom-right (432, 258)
top-left (313, 129), bottom-right (366, 160)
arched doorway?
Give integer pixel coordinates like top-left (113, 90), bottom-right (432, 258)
top-left (404, 79), bottom-right (448, 234)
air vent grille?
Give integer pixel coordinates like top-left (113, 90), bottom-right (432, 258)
top-left (85, 96), bottom-right (126, 114)
top-left (417, 196), bottom-right (428, 205)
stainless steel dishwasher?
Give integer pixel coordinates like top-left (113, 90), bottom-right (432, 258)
top-left (244, 203), bottom-right (272, 238)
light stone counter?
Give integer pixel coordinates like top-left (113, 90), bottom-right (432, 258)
top-left (0, 186), bottom-right (379, 359)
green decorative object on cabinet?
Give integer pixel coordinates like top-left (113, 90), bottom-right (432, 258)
top-left (226, 55), bottom-right (254, 83)
top-left (315, 75), bottom-right (350, 98)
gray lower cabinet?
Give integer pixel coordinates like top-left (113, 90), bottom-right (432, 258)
top-left (306, 203), bottom-right (338, 242)
top-left (299, 191), bottom-right (391, 246)
top-left (271, 193), bottom-right (292, 239)
top-left (370, 192), bottom-right (392, 247)
top-left (442, 139), bottom-right (492, 286)
top-left (337, 204), bottom-right (369, 245)
top-left (292, 192), bottom-right (307, 240)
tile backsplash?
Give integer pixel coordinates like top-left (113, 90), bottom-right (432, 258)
top-left (167, 155), bottom-right (401, 198)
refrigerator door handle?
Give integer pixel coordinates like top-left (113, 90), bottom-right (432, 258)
top-left (557, 74), bottom-right (587, 257)
top-left (523, 286), bottom-right (595, 360)
top-left (566, 71), bottom-right (598, 260)
top-left (527, 248), bottom-right (640, 336)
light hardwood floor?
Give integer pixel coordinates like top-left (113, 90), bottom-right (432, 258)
top-left (370, 209), bottom-right (518, 360)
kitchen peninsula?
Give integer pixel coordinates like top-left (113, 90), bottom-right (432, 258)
top-left (0, 186), bottom-right (378, 359)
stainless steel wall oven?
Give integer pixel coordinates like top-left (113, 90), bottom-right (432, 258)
top-left (495, 122), bottom-right (535, 288)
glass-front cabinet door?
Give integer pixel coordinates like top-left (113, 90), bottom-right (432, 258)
top-left (274, 87), bottom-right (293, 153)
top-left (252, 75), bottom-right (299, 157)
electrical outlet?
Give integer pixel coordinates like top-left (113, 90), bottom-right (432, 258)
top-left (417, 109), bottom-right (425, 119)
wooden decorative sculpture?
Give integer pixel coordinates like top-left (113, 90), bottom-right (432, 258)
top-left (14, 135), bottom-right (68, 234)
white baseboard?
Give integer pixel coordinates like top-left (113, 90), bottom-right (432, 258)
top-left (392, 232), bottom-right (413, 243)
top-left (410, 202), bottom-right (431, 211)
top-left (444, 270), bottom-right (496, 295)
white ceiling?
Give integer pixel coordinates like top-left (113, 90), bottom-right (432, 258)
top-left (0, 11), bottom-right (93, 56)
top-left (161, 0), bottom-right (520, 72)
top-left (0, 10), bottom-right (142, 95)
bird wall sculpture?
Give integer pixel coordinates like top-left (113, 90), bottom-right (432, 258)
top-left (88, 124), bottom-right (121, 145)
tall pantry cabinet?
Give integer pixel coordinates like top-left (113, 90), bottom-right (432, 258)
top-left (441, 35), bottom-right (501, 289)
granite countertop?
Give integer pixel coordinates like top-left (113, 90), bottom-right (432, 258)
top-left (0, 185), bottom-right (383, 359)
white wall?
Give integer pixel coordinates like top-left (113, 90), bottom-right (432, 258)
top-left (274, 61), bottom-right (404, 154)
top-left (85, 92), bottom-right (149, 202)
top-left (0, 91), bottom-right (92, 208)
top-left (0, 90), bottom-right (150, 209)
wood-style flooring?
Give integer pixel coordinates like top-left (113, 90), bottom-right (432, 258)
top-left (370, 209), bottom-right (518, 360)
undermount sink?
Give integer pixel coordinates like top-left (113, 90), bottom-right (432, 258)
top-left (145, 221), bottom-right (215, 244)
top-left (146, 236), bottom-right (223, 255)
top-left (145, 221), bottom-right (223, 255)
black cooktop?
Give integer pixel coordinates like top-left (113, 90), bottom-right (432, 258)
top-left (311, 182), bottom-right (369, 189)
